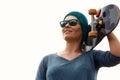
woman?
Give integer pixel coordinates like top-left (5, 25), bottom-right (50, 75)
top-left (36, 11), bottom-right (120, 80)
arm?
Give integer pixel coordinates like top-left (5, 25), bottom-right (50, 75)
top-left (107, 32), bottom-right (120, 57)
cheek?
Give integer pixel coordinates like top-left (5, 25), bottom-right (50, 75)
top-left (74, 28), bottom-right (82, 39)
top-left (77, 31), bottom-right (82, 38)
top-left (74, 25), bottom-right (82, 36)
top-left (75, 28), bottom-right (82, 35)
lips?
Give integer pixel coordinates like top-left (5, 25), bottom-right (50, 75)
top-left (64, 29), bottom-right (72, 33)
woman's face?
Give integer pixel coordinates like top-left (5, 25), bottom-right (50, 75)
top-left (61, 16), bottom-right (82, 42)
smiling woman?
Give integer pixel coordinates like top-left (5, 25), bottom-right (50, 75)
top-left (36, 11), bottom-right (120, 80)
top-left (0, 0), bottom-right (120, 80)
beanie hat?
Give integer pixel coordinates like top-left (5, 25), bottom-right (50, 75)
top-left (64, 11), bottom-right (90, 44)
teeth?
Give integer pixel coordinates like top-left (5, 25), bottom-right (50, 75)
top-left (65, 30), bottom-right (72, 33)
top-left (65, 30), bottom-right (71, 32)
top-left (66, 30), bottom-right (71, 32)
top-left (66, 31), bottom-right (70, 32)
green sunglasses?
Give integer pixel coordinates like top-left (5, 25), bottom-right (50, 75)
top-left (60, 19), bottom-right (79, 28)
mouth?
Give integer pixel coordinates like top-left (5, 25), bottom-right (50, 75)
top-left (64, 29), bottom-right (72, 34)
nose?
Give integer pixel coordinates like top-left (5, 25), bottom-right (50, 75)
top-left (64, 23), bottom-right (70, 28)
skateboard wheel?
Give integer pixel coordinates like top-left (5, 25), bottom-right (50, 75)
top-left (98, 20), bottom-right (103, 25)
top-left (88, 9), bottom-right (97, 15)
top-left (88, 31), bottom-right (98, 37)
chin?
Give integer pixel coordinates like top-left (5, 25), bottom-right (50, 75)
top-left (64, 36), bottom-right (73, 41)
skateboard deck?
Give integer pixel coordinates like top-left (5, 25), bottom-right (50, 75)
top-left (85, 4), bottom-right (120, 51)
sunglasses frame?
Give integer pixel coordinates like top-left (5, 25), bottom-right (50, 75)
top-left (60, 19), bottom-right (79, 28)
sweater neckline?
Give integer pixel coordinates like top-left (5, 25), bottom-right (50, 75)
top-left (55, 52), bottom-right (87, 62)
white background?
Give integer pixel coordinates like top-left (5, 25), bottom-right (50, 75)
top-left (0, 0), bottom-right (120, 80)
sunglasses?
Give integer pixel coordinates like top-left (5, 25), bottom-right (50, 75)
top-left (60, 19), bottom-right (79, 28)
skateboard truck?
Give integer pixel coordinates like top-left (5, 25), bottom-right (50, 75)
top-left (88, 9), bottom-right (98, 38)
top-left (88, 9), bottom-right (104, 37)
top-left (85, 9), bottom-right (104, 51)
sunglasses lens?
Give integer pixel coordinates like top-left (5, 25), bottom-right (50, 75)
top-left (69, 20), bottom-right (78, 26)
top-left (60, 21), bottom-right (67, 27)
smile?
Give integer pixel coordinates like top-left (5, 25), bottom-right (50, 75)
top-left (64, 30), bottom-right (72, 34)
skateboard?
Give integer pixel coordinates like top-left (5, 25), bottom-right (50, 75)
top-left (85, 4), bottom-right (120, 51)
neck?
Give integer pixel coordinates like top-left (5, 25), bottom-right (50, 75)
top-left (63, 41), bottom-right (83, 55)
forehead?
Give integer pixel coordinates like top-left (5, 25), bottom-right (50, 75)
top-left (65, 15), bottom-right (78, 20)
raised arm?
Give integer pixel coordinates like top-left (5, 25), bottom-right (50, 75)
top-left (107, 32), bottom-right (120, 57)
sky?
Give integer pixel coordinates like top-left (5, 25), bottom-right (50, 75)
top-left (0, 0), bottom-right (120, 80)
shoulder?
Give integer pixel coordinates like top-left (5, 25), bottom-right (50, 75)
top-left (86, 49), bottom-right (108, 54)
top-left (84, 49), bottom-right (99, 55)
top-left (44, 53), bottom-right (57, 58)
top-left (85, 49), bottom-right (110, 57)
top-left (39, 53), bottom-right (57, 65)
top-left (88, 49), bottom-right (120, 61)
top-left (42, 53), bottom-right (57, 61)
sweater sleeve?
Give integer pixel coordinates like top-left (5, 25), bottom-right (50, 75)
top-left (36, 56), bottom-right (48, 80)
top-left (93, 50), bottom-right (120, 68)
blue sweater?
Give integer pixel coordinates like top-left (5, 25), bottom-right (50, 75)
top-left (36, 50), bottom-right (120, 80)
